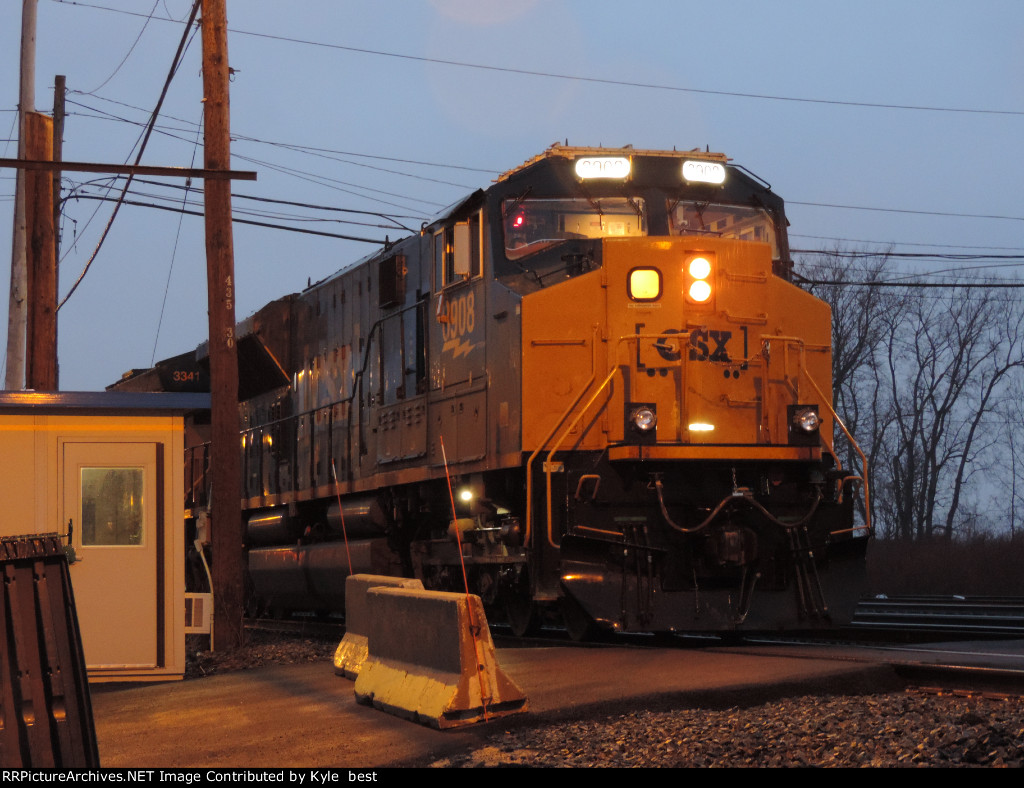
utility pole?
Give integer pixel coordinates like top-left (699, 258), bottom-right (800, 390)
top-left (201, 0), bottom-right (245, 651)
top-left (7, 0), bottom-right (37, 390)
top-left (51, 74), bottom-right (65, 388)
top-left (24, 111), bottom-right (55, 391)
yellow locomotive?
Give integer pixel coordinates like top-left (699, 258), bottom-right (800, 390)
top-left (160, 145), bottom-right (870, 637)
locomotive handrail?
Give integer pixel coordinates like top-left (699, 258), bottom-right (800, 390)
top-left (539, 329), bottom-right (698, 549)
top-left (524, 324), bottom-right (603, 548)
top-left (611, 331), bottom-right (692, 408)
top-left (607, 331), bottom-right (694, 440)
top-left (801, 366), bottom-right (873, 537)
top-left (541, 364), bottom-right (624, 549)
top-left (237, 300), bottom-right (432, 503)
top-left (763, 335), bottom-right (872, 537)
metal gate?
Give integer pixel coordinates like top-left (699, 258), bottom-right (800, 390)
top-left (0, 533), bottom-right (99, 767)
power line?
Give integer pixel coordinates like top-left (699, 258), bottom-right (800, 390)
top-left (51, 0), bottom-right (1024, 118)
top-left (59, 0), bottom-right (201, 309)
top-left (54, 95), bottom-right (1022, 232)
top-left (151, 110), bottom-right (201, 365)
top-left (51, 99), bottom-right (1024, 235)
top-left (50, 95), bottom-right (1024, 234)
top-left (71, 186), bottom-right (419, 233)
top-left (66, 96), bottom-right (484, 188)
top-left (67, 91), bottom-right (499, 174)
top-left (793, 272), bottom-right (1024, 289)
top-left (84, 175), bottom-right (429, 223)
top-left (81, 0), bottom-right (163, 95)
top-left (791, 233), bottom-right (1024, 253)
top-left (796, 256), bottom-right (1024, 284)
top-left (70, 192), bottom-right (388, 244)
top-left (232, 152), bottom-right (447, 211)
top-left (790, 200), bottom-right (1022, 222)
top-left (794, 249), bottom-right (1024, 261)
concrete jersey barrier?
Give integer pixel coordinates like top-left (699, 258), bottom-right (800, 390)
top-left (333, 573), bottom-right (424, 678)
top-left (353, 586), bottom-right (527, 729)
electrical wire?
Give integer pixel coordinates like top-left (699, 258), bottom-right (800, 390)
top-left (58, 0), bottom-right (201, 311)
top-left (54, 93), bottom-right (1021, 235)
top-left (81, 0), bottom-right (161, 95)
top-left (64, 95), bottom-right (487, 191)
top-left (151, 107), bottom-right (202, 365)
top-left (54, 94), bottom-right (1022, 240)
top-left (69, 192), bottom-right (389, 244)
top-left (104, 175), bottom-right (428, 225)
top-left (793, 249), bottom-right (1024, 261)
top-left (72, 187), bottom-right (419, 233)
top-left (793, 271), bottom-right (1024, 289)
top-left (791, 233), bottom-right (1024, 253)
top-left (62, 91), bottom-right (498, 175)
top-left (789, 200), bottom-right (1022, 222)
top-left (50, 0), bottom-right (1024, 117)
top-left (232, 152), bottom-right (448, 211)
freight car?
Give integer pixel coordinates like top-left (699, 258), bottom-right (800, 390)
top-left (128, 144), bottom-right (871, 638)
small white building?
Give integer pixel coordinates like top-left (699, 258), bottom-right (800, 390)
top-left (0, 390), bottom-right (208, 681)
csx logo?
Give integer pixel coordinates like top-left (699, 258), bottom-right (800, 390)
top-left (651, 327), bottom-right (732, 363)
top-left (687, 328), bottom-right (733, 362)
top-left (441, 291), bottom-right (477, 358)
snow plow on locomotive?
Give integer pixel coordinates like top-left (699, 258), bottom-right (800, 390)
top-left (129, 145), bottom-right (871, 637)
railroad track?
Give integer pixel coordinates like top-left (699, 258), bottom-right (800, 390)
top-left (245, 614), bottom-right (345, 641)
top-left (245, 595), bottom-right (1024, 645)
top-left (850, 595), bottom-right (1024, 636)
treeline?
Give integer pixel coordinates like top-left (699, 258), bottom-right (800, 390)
top-left (868, 537), bottom-right (1024, 595)
top-left (798, 250), bottom-right (1024, 541)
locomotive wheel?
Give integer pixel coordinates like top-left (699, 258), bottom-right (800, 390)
top-left (560, 593), bottom-right (598, 642)
top-left (503, 568), bottom-right (541, 637)
top-left (504, 591), bottom-right (540, 638)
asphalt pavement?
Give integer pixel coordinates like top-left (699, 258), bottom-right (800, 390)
top-left (89, 643), bottom-right (903, 768)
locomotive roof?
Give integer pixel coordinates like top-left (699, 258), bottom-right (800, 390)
top-left (496, 143), bottom-right (730, 183)
top-left (313, 143), bottom-right (782, 293)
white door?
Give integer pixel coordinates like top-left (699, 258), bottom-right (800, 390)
top-left (63, 442), bottom-right (159, 670)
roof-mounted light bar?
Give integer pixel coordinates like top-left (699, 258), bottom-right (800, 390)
top-left (575, 156), bottom-right (631, 180)
top-left (682, 160), bottom-right (726, 185)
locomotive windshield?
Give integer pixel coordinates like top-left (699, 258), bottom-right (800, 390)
top-left (503, 197), bottom-right (647, 261)
top-left (668, 200), bottom-right (779, 259)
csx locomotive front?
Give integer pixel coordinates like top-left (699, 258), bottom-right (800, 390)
top-left (173, 145), bottom-right (871, 637)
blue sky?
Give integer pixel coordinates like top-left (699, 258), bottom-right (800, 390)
top-left (2, 0), bottom-right (1022, 390)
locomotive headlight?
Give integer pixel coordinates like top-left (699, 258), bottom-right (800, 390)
top-left (688, 256), bottom-right (711, 279)
top-left (458, 488), bottom-right (474, 503)
top-left (794, 407), bottom-right (820, 433)
top-left (689, 280), bottom-right (712, 302)
top-left (631, 406), bottom-right (658, 432)
top-left (787, 404), bottom-right (821, 446)
top-left (684, 255), bottom-right (714, 304)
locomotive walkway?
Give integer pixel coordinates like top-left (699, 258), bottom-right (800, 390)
top-left (89, 643), bottom-right (904, 768)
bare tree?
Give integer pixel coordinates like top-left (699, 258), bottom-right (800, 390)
top-left (993, 379), bottom-right (1024, 541)
top-left (798, 250), bottom-right (1024, 542)
top-left (800, 249), bottom-right (898, 529)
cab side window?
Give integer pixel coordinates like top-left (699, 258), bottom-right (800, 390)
top-left (434, 212), bottom-right (482, 289)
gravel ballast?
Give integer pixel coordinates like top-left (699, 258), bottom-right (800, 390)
top-left (430, 692), bottom-right (1024, 768)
